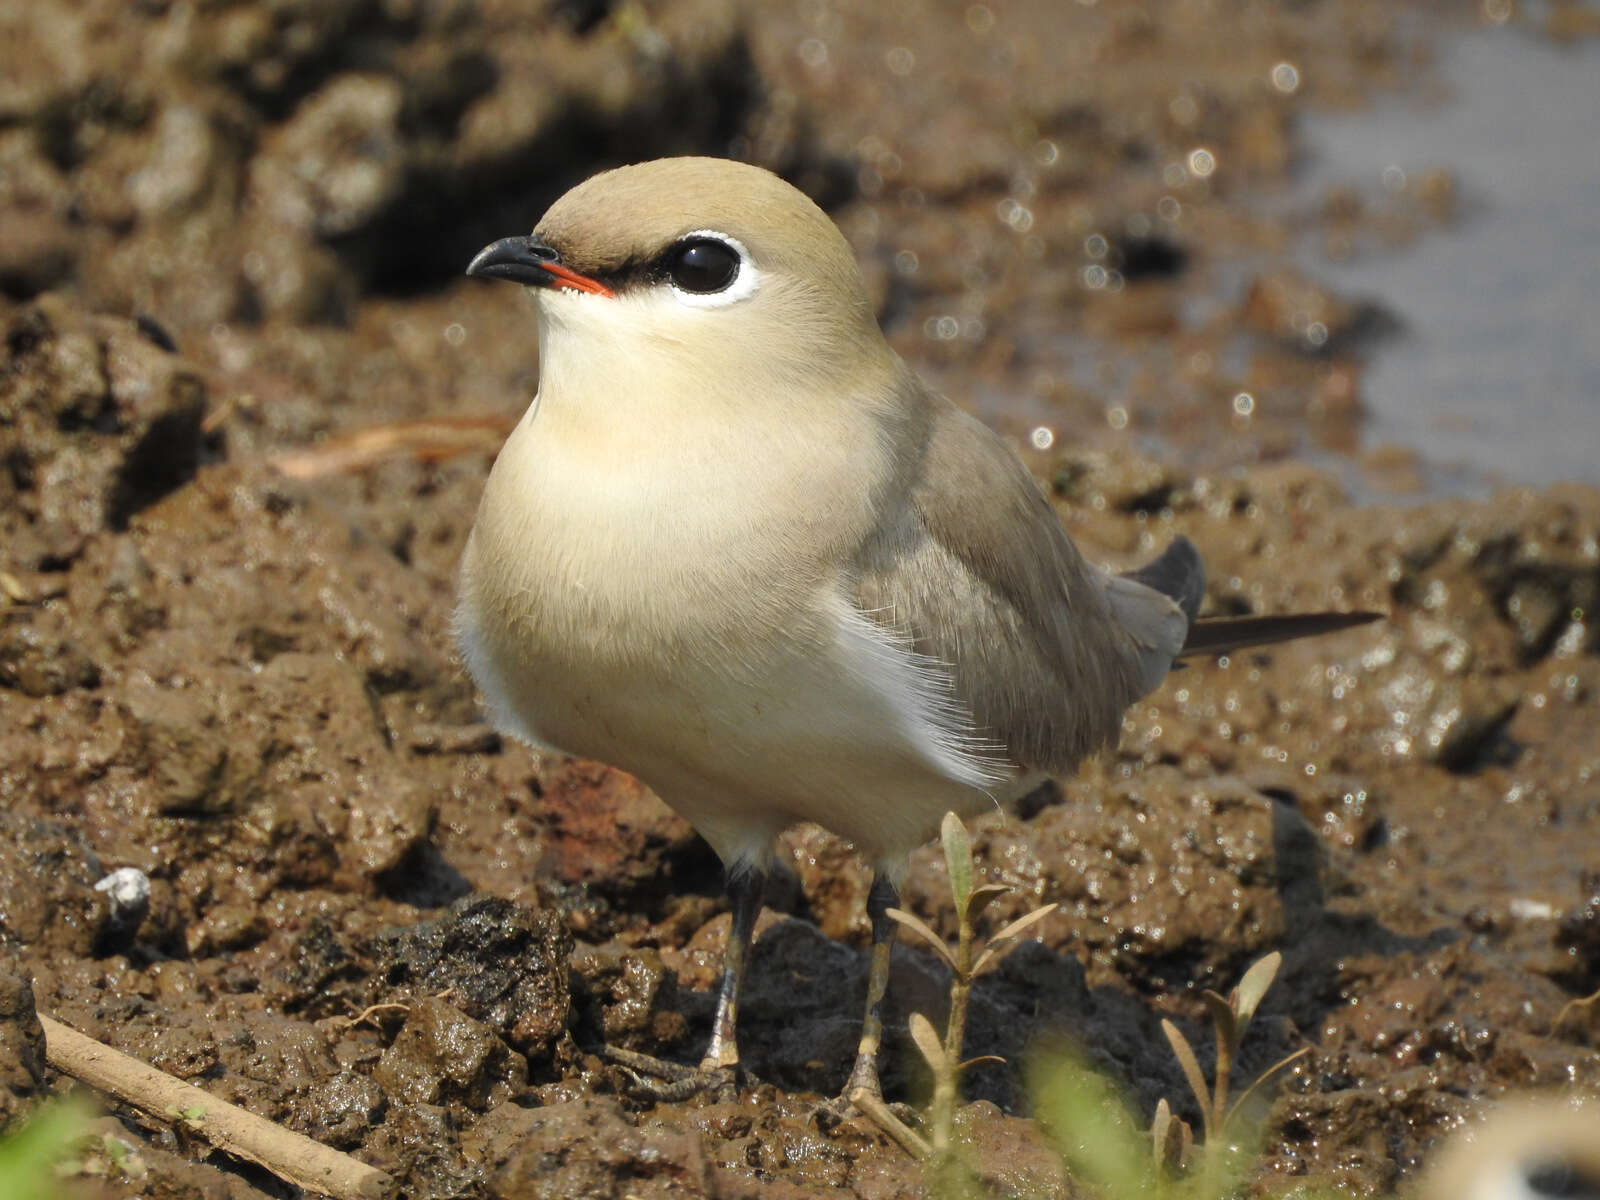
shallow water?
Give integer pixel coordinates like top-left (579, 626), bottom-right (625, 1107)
top-left (1300, 26), bottom-right (1600, 494)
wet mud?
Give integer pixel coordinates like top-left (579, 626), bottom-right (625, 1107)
top-left (2, 0), bottom-right (1597, 1196)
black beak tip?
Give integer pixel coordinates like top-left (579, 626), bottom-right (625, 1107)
top-left (465, 235), bottom-right (557, 283)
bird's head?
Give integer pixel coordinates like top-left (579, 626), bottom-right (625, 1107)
top-left (466, 157), bottom-right (897, 404)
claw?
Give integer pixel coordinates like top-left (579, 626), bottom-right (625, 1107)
top-left (603, 1045), bottom-right (739, 1102)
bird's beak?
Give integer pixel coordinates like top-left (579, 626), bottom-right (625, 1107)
top-left (464, 235), bottom-right (615, 298)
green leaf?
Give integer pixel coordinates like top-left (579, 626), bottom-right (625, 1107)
top-left (971, 903), bottom-right (1059, 975)
top-left (1150, 1097), bottom-right (1172, 1168)
top-left (1234, 951), bottom-right (1282, 1028)
top-left (908, 1012), bottom-right (947, 1073)
top-left (1201, 988), bottom-right (1238, 1056)
top-left (985, 902), bottom-right (1057, 947)
top-left (885, 907), bottom-right (957, 972)
top-left (1226, 1045), bottom-right (1311, 1127)
top-left (940, 811), bottom-right (974, 917)
top-left (966, 883), bottom-right (1011, 922)
top-left (1161, 1018), bottom-right (1214, 1140)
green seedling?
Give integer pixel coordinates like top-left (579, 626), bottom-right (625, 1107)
top-left (878, 811), bottom-right (1057, 1166)
top-left (864, 816), bottom-right (1314, 1198)
top-left (1024, 950), bottom-right (1312, 1199)
top-left (1029, 1045), bottom-right (1340, 1200)
top-left (1159, 950), bottom-right (1308, 1187)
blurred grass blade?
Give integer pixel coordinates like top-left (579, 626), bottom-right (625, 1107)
top-left (0, 1096), bottom-right (94, 1200)
top-left (1029, 1051), bottom-right (1154, 1199)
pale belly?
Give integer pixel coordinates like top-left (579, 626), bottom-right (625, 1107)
top-left (457, 558), bottom-right (1018, 874)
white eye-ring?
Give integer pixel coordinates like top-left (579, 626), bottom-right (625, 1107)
top-left (666, 230), bottom-right (761, 308)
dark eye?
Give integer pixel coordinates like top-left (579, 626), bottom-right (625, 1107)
top-left (668, 238), bottom-right (740, 293)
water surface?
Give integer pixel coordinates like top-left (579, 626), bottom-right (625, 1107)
top-left (1300, 27), bottom-right (1600, 494)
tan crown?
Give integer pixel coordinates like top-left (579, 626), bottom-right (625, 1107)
top-left (533, 157), bottom-right (873, 319)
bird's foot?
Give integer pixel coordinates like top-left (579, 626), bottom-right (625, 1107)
top-left (821, 1079), bottom-right (929, 1158)
top-left (602, 1045), bottom-right (740, 1103)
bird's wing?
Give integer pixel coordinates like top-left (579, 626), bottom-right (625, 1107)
top-left (850, 386), bottom-right (1183, 775)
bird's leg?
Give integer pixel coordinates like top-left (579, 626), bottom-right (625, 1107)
top-left (844, 872), bottom-right (899, 1103)
top-left (604, 867), bottom-right (764, 1102)
top-left (700, 865), bottom-right (765, 1072)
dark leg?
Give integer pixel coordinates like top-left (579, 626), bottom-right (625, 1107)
top-left (604, 866), bottom-right (765, 1101)
top-left (844, 872), bottom-right (899, 1101)
top-left (701, 866), bottom-right (765, 1071)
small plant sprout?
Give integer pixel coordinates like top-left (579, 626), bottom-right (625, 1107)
top-left (1025, 951), bottom-right (1310, 1200)
top-left (859, 811), bottom-right (1057, 1164)
top-left (1158, 950), bottom-right (1308, 1184)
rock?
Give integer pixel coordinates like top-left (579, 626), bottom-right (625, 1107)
top-left (114, 651), bottom-right (436, 889)
top-left (0, 208), bottom-right (77, 298)
top-left (0, 612), bottom-right (101, 696)
top-left (93, 867), bottom-right (151, 950)
top-left (125, 105), bottom-right (224, 220)
top-left (776, 824), bottom-right (873, 944)
top-left (953, 1100), bottom-right (1071, 1199)
top-left (1555, 872), bottom-right (1600, 994)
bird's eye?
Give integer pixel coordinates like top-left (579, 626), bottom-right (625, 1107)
top-left (668, 238), bottom-right (740, 294)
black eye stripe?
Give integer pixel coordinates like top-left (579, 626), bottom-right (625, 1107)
top-left (666, 237), bottom-right (740, 294)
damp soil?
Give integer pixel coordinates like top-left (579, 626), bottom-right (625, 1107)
top-left (2, 1), bottom-right (1598, 1197)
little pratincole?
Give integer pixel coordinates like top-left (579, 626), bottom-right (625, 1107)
top-left (459, 156), bottom-right (1378, 1101)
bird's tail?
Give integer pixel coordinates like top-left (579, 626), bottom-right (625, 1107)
top-left (1122, 535), bottom-right (1382, 660)
top-left (1177, 610), bottom-right (1381, 658)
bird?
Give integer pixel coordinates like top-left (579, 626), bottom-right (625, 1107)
top-left (1423, 1096), bottom-right (1600, 1200)
top-left (458, 156), bottom-right (1378, 1103)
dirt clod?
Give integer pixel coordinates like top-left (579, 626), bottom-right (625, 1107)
top-left (0, 966), bottom-right (47, 1128)
top-left (374, 895), bottom-right (572, 1064)
top-left (373, 996), bottom-right (527, 1111)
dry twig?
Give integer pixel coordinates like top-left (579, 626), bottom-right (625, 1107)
top-left (268, 413), bottom-right (516, 480)
top-left (847, 1088), bottom-right (932, 1160)
top-left (41, 1014), bottom-right (395, 1200)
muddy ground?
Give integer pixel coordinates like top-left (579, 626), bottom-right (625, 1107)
top-left (2, 0), bottom-right (1598, 1196)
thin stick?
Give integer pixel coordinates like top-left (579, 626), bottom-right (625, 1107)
top-left (1555, 985), bottom-right (1600, 1030)
top-left (848, 1089), bottom-right (932, 1160)
top-left (267, 414), bottom-right (515, 480)
top-left (41, 1015), bottom-right (395, 1200)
